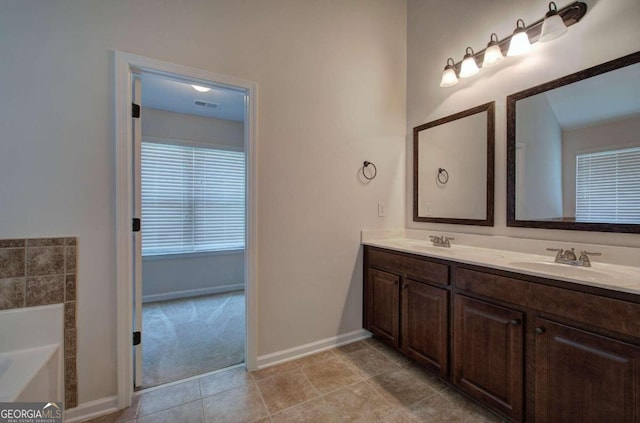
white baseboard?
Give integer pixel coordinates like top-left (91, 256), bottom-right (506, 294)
top-left (257, 329), bottom-right (372, 369)
top-left (64, 395), bottom-right (118, 423)
top-left (142, 283), bottom-right (244, 303)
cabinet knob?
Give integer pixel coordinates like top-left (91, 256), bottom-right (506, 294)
top-left (394, 280), bottom-right (398, 286)
top-left (510, 319), bottom-right (521, 326)
top-left (535, 327), bottom-right (546, 335)
top-left (403, 283), bottom-right (409, 289)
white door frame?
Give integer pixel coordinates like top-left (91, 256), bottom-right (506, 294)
top-left (114, 51), bottom-right (258, 409)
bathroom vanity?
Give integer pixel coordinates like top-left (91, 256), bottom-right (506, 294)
top-left (362, 238), bottom-right (640, 423)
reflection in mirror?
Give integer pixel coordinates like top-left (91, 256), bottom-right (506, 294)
top-left (413, 102), bottom-right (494, 226)
top-left (507, 51), bottom-right (640, 233)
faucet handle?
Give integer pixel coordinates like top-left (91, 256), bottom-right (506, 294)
top-left (444, 237), bottom-right (455, 241)
top-left (546, 248), bottom-right (564, 261)
top-left (578, 251), bottom-right (601, 267)
top-left (429, 235), bottom-right (440, 242)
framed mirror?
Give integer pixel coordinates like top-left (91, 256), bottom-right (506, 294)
top-left (413, 102), bottom-right (495, 226)
top-left (507, 51), bottom-right (640, 233)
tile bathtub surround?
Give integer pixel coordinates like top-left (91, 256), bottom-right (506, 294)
top-left (0, 237), bottom-right (78, 409)
top-left (84, 338), bottom-right (506, 423)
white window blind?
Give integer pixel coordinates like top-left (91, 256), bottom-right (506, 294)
top-left (575, 146), bottom-right (640, 224)
top-left (141, 141), bottom-right (245, 256)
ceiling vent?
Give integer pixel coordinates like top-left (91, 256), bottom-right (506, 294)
top-left (193, 100), bottom-right (219, 109)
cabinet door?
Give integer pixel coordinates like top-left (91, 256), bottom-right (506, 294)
top-left (453, 295), bottom-right (524, 421)
top-left (366, 268), bottom-right (400, 347)
top-left (401, 279), bottom-right (448, 377)
top-left (535, 318), bottom-right (640, 423)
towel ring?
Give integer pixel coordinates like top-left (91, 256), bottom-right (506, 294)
top-left (362, 161), bottom-right (377, 180)
top-left (437, 168), bottom-right (449, 184)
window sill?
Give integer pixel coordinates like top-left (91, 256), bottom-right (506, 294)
top-left (142, 248), bottom-right (244, 261)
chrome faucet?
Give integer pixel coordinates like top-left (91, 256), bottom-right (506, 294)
top-left (546, 247), bottom-right (601, 267)
top-left (578, 250), bottom-right (602, 267)
top-left (429, 235), bottom-right (454, 248)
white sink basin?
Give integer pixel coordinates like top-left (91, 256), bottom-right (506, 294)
top-left (506, 260), bottom-right (640, 286)
top-left (508, 261), bottom-right (609, 279)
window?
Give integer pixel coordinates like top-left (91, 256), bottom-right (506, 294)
top-left (141, 140), bottom-right (245, 256)
top-left (575, 146), bottom-right (640, 224)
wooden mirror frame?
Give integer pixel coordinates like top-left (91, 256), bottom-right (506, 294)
top-left (413, 102), bottom-right (495, 226)
top-left (507, 50), bottom-right (640, 233)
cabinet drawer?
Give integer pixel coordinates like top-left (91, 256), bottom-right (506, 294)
top-left (455, 267), bottom-right (640, 339)
top-left (368, 248), bottom-right (449, 285)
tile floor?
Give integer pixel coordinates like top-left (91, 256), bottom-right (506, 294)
top-left (84, 338), bottom-right (506, 423)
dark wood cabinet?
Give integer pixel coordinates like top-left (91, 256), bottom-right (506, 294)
top-left (401, 279), bottom-right (448, 377)
top-left (363, 245), bottom-right (640, 422)
top-left (534, 318), bottom-right (640, 423)
top-left (365, 268), bottom-right (400, 347)
top-left (453, 295), bottom-right (524, 421)
top-left (364, 248), bottom-right (449, 373)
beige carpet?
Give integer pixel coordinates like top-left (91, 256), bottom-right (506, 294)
top-left (142, 291), bottom-right (245, 388)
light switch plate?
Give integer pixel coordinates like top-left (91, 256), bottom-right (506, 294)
top-left (378, 202), bottom-right (386, 217)
top-left (424, 202), bottom-right (432, 216)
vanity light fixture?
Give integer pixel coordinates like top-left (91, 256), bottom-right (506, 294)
top-left (459, 47), bottom-right (480, 78)
top-left (540, 2), bottom-right (568, 42)
top-left (192, 85), bottom-right (211, 93)
top-left (507, 19), bottom-right (531, 57)
top-left (439, 58), bottom-right (459, 87)
top-left (482, 33), bottom-right (504, 68)
top-left (438, 1), bottom-right (587, 88)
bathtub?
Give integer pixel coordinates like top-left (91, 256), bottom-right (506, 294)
top-left (0, 304), bottom-right (64, 403)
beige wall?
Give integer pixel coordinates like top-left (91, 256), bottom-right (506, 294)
top-left (142, 108), bottom-right (244, 148)
top-left (417, 111), bottom-right (488, 219)
top-left (516, 93), bottom-right (563, 220)
top-left (0, 0), bottom-right (406, 405)
top-left (407, 0), bottom-right (640, 247)
top-left (142, 252), bottom-right (244, 300)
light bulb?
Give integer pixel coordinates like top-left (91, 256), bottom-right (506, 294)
top-left (192, 85), bottom-right (211, 93)
top-left (507, 19), bottom-right (531, 56)
top-left (540, 2), bottom-right (568, 42)
top-left (482, 33), bottom-right (504, 68)
top-left (440, 58), bottom-right (459, 87)
top-left (459, 47), bottom-right (480, 78)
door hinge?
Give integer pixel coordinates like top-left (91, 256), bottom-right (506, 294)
top-left (132, 103), bottom-right (141, 118)
top-left (133, 331), bottom-right (141, 346)
top-left (132, 218), bottom-right (141, 232)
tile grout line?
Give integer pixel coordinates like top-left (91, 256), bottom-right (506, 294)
top-left (337, 349), bottom-right (399, 380)
top-left (254, 353), bottom-right (338, 418)
top-left (266, 369), bottom-right (377, 418)
top-left (138, 398), bottom-right (203, 422)
top-left (299, 366), bottom-right (323, 398)
top-left (364, 372), bottom-right (440, 412)
top-left (199, 394), bottom-right (206, 423)
top-left (253, 376), bottom-right (274, 420)
top-left (197, 374), bottom-right (206, 423)
top-left (23, 240), bottom-right (27, 307)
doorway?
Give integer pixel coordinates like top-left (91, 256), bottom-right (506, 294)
top-left (115, 51), bottom-right (258, 408)
top-left (135, 73), bottom-right (247, 388)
